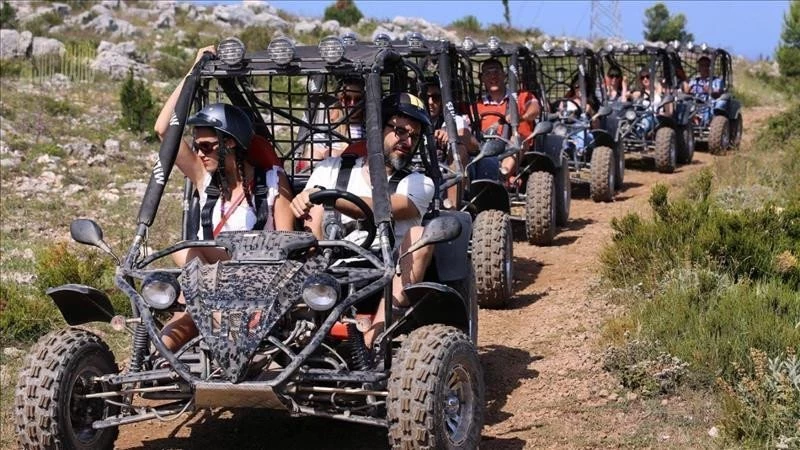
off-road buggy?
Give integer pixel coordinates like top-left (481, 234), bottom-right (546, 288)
top-left (677, 42), bottom-right (743, 154)
top-left (386, 34), bottom-right (514, 308)
top-left (14, 36), bottom-right (484, 449)
top-left (535, 41), bottom-right (622, 203)
top-left (600, 43), bottom-right (696, 173)
top-left (456, 36), bottom-right (565, 246)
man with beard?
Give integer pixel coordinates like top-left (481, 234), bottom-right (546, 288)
top-left (290, 93), bottom-right (435, 348)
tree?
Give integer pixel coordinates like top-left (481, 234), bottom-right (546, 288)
top-left (0, 1), bottom-right (17, 29)
top-left (777, 0), bottom-right (800, 78)
top-left (323, 0), bottom-right (363, 27)
top-left (119, 69), bottom-right (156, 134)
top-left (643, 2), bottom-right (694, 43)
top-left (502, 0), bottom-right (511, 27)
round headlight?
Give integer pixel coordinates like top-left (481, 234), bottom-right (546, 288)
top-left (542, 40), bottom-right (554, 52)
top-left (487, 35), bottom-right (501, 51)
top-left (268, 37), bottom-right (295, 65)
top-left (700, 42), bottom-right (708, 51)
top-left (621, 43), bottom-right (631, 52)
top-left (637, 43), bottom-right (646, 52)
top-left (462, 36), bottom-right (476, 51)
top-left (374, 33), bottom-right (391, 47)
top-left (605, 43), bottom-right (614, 52)
top-left (217, 37), bottom-right (246, 66)
top-left (624, 109), bottom-right (637, 121)
top-left (141, 273), bottom-right (180, 310)
top-left (670, 40), bottom-right (681, 50)
top-left (686, 41), bottom-right (695, 50)
top-left (302, 274), bottom-right (340, 311)
top-left (562, 40), bottom-right (572, 52)
top-left (407, 31), bottom-right (425, 49)
top-left (341, 32), bottom-right (358, 47)
top-left (319, 36), bottom-right (345, 64)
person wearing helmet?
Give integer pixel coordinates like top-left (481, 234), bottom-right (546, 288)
top-left (290, 92), bottom-right (436, 348)
top-left (153, 46), bottom-right (295, 351)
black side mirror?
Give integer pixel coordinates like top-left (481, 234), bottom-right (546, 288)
top-left (70, 219), bottom-right (118, 262)
top-left (479, 138), bottom-right (507, 157)
top-left (399, 215), bottom-right (462, 260)
top-left (532, 120), bottom-right (554, 137)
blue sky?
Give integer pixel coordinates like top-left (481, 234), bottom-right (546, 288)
top-left (263, 0), bottom-right (788, 60)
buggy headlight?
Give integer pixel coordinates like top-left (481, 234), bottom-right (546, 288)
top-left (141, 273), bottom-right (180, 310)
top-left (553, 123), bottom-right (568, 137)
top-left (341, 32), bottom-right (358, 47)
top-left (625, 109), bottom-right (637, 121)
top-left (686, 41), bottom-right (695, 50)
top-left (407, 31), bottom-right (425, 49)
top-left (670, 40), bottom-right (681, 50)
top-left (487, 35), bottom-right (501, 51)
top-left (268, 37), bottom-right (295, 65)
top-left (542, 40), bottom-right (554, 52)
top-left (562, 40), bottom-right (572, 52)
top-left (637, 43), bottom-right (646, 52)
top-left (217, 37), bottom-right (246, 66)
top-left (319, 36), bottom-right (345, 63)
top-left (604, 43), bottom-right (614, 52)
top-left (621, 43), bottom-right (631, 52)
top-left (700, 42), bottom-right (708, 51)
top-left (461, 36), bottom-right (476, 51)
top-left (302, 274), bottom-right (340, 311)
top-left (374, 33), bottom-right (391, 47)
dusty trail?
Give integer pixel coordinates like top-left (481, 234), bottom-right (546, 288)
top-left (114, 107), bottom-right (778, 449)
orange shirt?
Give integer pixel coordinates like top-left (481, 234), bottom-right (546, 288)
top-left (476, 90), bottom-right (536, 139)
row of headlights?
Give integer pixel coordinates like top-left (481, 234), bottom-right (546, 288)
top-left (602, 41), bottom-right (710, 53)
top-left (140, 271), bottom-right (342, 313)
top-left (216, 34), bottom-right (359, 67)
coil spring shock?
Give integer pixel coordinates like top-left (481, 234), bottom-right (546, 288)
top-left (346, 323), bottom-right (370, 371)
top-left (129, 323), bottom-right (149, 373)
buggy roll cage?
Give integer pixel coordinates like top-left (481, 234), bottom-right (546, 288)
top-left (535, 46), bottom-right (606, 116)
top-left (126, 44), bottom-right (446, 387)
top-left (678, 45), bottom-right (733, 91)
top-left (599, 45), bottom-right (679, 102)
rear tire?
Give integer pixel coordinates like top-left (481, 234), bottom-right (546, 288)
top-left (554, 157), bottom-right (571, 226)
top-left (677, 125), bottom-right (695, 164)
top-left (708, 115), bottom-right (730, 154)
top-left (654, 127), bottom-right (677, 173)
top-left (472, 210), bottom-right (512, 309)
top-left (524, 171), bottom-right (556, 246)
top-left (614, 142), bottom-right (625, 190)
top-left (387, 325), bottom-right (484, 450)
top-left (590, 146), bottom-right (615, 202)
top-left (15, 328), bottom-right (119, 450)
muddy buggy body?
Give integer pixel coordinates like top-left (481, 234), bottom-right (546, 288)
top-left (14, 37), bottom-right (484, 450)
top-left (601, 44), bottom-right (696, 173)
top-left (535, 43), bottom-right (622, 203)
top-left (387, 36), bottom-right (516, 308)
top-left (456, 37), bottom-right (566, 247)
top-left (677, 44), bottom-right (743, 154)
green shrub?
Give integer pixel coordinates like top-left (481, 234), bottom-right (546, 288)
top-left (22, 11), bottom-right (64, 36)
top-left (240, 26), bottom-right (275, 53)
top-left (323, 0), bottom-right (363, 27)
top-left (451, 15), bottom-right (481, 34)
top-left (0, 0), bottom-right (16, 29)
top-left (41, 96), bottom-right (78, 116)
top-left (0, 281), bottom-right (61, 342)
top-left (0, 59), bottom-right (30, 78)
top-left (119, 68), bottom-right (156, 134)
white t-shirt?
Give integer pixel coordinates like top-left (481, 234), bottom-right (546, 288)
top-left (197, 167), bottom-right (283, 239)
top-left (305, 157), bottom-right (435, 248)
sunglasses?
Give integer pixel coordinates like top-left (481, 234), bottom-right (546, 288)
top-left (428, 93), bottom-right (442, 101)
top-left (640, 75), bottom-right (650, 80)
top-left (193, 140), bottom-right (219, 154)
top-left (386, 124), bottom-right (420, 141)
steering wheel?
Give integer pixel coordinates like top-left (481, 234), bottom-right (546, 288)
top-left (479, 111), bottom-right (508, 133)
top-left (308, 189), bottom-right (376, 249)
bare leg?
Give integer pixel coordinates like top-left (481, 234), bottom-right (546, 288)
top-left (364, 226), bottom-right (434, 348)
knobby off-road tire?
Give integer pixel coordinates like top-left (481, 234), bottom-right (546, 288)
top-left (677, 125), bottom-right (695, 164)
top-left (554, 157), bottom-right (571, 227)
top-left (525, 171), bottom-right (556, 246)
top-left (614, 142), bottom-right (625, 191)
top-left (472, 210), bottom-right (513, 309)
top-left (590, 146), bottom-right (615, 202)
top-left (730, 114), bottom-right (743, 149)
top-left (708, 115), bottom-right (730, 155)
top-left (387, 325), bottom-right (484, 450)
top-left (654, 127), bottom-right (677, 173)
top-left (15, 328), bottom-right (119, 450)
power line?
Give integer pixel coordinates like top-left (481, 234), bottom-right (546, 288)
top-left (590, 0), bottom-right (622, 40)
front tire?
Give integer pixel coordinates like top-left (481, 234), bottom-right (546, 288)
top-left (387, 325), bottom-right (484, 450)
top-left (472, 210), bottom-right (513, 309)
top-left (677, 125), bottom-right (695, 164)
top-left (654, 127), bottom-right (677, 173)
top-left (708, 115), bottom-right (730, 154)
top-left (590, 146), bottom-right (615, 202)
top-left (524, 171), bottom-right (556, 246)
top-left (15, 328), bottom-right (120, 450)
top-left (614, 142), bottom-right (625, 191)
top-left (554, 157), bottom-right (571, 227)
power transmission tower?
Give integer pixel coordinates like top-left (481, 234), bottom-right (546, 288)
top-left (590, 0), bottom-right (622, 41)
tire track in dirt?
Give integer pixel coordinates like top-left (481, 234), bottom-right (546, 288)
top-left (114, 106), bottom-right (779, 449)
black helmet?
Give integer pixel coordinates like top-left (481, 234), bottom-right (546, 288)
top-left (382, 93), bottom-right (431, 128)
top-left (187, 103), bottom-right (254, 153)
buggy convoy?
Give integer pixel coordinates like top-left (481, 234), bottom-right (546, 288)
top-left (14, 36), bottom-right (484, 449)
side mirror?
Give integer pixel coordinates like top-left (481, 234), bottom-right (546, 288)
top-left (591, 104), bottom-right (613, 121)
top-left (70, 219), bottom-right (118, 262)
top-left (478, 138), bottom-right (507, 157)
top-left (399, 215), bottom-right (462, 260)
top-left (657, 95), bottom-right (675, 109)
top-left (532, 120), bottom-right (553, 137)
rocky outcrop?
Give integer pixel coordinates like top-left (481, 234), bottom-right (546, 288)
top-left (0, 29), bottom-right (33, 59)
top-left (31, 37), bottom-right (66, 57)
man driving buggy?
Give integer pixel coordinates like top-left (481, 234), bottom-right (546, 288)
top-left (289, 93), bottom-right (436, 348)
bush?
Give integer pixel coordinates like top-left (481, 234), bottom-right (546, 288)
top-left (152, 44), bottom-right (190, 80)
top-left (119, 68), bottom-right (156, 134)
top-left (0, 281), bottom-right (61, 342)
top-left (0, 0), bottom-right (16, 29)
top-left (450, 15), bottom-right (481, 34)
top-left (323, 0), bottom-right (362, 27)
top-left (240, 26), bottom-right (274, 53)
top-left (21, 11), bottom-right (64, 36)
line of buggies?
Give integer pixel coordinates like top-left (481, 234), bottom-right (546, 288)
top-left (14, 34), bottom-right (742, 450)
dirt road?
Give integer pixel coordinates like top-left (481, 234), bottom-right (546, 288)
top-left (114, 107), bottom-right (778, 449)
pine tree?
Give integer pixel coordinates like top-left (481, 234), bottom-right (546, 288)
top-left (777, 0), bottom-right (800, 78)
top-left (119, 69), bottom-right (156, 134)
top-left (643, 2), bottom-right (694, 43)
top-left (323, 0), bottom-right (363, 27)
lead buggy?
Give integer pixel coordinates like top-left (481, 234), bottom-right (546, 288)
top-left (14, 36), bottom-right (484, 450)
